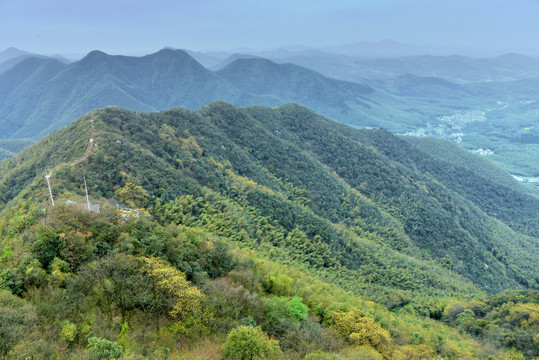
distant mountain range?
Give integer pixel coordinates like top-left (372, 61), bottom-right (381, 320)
top-left (0, 47), bottom-right (72, 73)
top-left (5, 41), bottom-right (539, 81)
top-left (0, 49), bottom-right (266, 139)
top-left (0, 48), bottom-right (40, 73)
top-left (0, 48), bottom-right (453, 140)
top-left (1, 46), bottom-right (539, 178)
top-left (322, 39), bottom-right (445, 57)
top-left (4, 46), bottom-right (522, 141)
top-left (0, 47), bottom-right (31, 63)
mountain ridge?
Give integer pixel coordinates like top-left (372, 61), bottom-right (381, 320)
top-left (1, 102), bottom-right (537, 358)
top-left (0, 49), bottom-right (274, 139)
top-left (0, 49), bottom-right (405, 140)
top-left (1, 102), bottom-right (536, 293)
top-left (2, 47), bottom-right (539, 182)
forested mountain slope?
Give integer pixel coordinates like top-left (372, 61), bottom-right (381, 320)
top-left (402, 136), bottom-right (539, 234)
top-left (0, 103), bottom-right (537, 358)
top-left (1, 103), bottom-right (536, 293)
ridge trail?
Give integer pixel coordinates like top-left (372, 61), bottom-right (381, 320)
top-left (71, 118), bottom-right (95, 166)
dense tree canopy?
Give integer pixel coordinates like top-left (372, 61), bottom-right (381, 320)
top-left (0, 103), bottom-right (537, 358)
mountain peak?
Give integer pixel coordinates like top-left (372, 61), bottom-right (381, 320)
top-left (1, 46), bottom-right (25, 53)
top-left (78, 50), bottom-right (111, 65)
top-left (0, 47), bottom-right (30, 63)
top-left (85, 50), bottom-right (109, 58)
top-left (152, 47), bottom-right (192, 59)
top-left (155, 47), bottom-right (179, 55)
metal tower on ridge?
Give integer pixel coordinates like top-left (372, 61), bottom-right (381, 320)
top-left (45, 171), bottom-right (54, 206)
top-left (84, 175), bottom-right (90, 211)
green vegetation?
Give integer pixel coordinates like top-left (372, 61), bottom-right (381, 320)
top-left (222, 325), bottom-right (282, 359)
top-left (0, 103), bottom-right (537, 359)
top-left (439, 291), bottom-right (539, 358)
top-left (88, 337), bottom-right (124, 359)
top-left (0, 139), bottom-right (36, 161)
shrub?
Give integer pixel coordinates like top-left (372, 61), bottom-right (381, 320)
top-left (287, 296), bottom-right (309, 321)
top-left (263, 296), bottom-right (309, 326)
top-left (60, 320), bottom-right (77, 343)
top-left (0, 269), bottom-right (23, 295)
top-left (222, 325), bottom-right (282, 359)
top-left (87, 336), bottom-right (123, 359)
top-left (262, 272), bottom-right (292, 296)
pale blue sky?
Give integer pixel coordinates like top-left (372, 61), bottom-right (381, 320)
top-left (1, 0), bottom-right (538, 56)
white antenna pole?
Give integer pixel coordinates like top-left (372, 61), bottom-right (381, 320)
top-left (45, 171), bottom-right (55, 206)
top-left (84, 175), bottom-right (90, 211)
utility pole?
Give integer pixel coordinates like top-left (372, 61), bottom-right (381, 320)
top-left (45, 171), bottom-right (54, 206)
top-left (84, 175), bottom-right (90, 211)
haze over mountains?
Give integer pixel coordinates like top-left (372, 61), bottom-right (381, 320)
top-left (0, 47), bottom-right (428, 139)
top-left (1, 37), bottom-right (539, 357)
top-left (4, 40), bottom-right (539, 80)
top-left (2, 44), bottom-right (539, 180)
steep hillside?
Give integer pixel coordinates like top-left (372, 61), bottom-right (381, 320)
top-left (367, 134), bottom-right (539, 237)
top-left (0, 55), bottom-right (38, 73)
top-left (1, 103), bottom-right (537, 359)
top-left (0, 57), bottom-right (67, 98)
top-left (1, 103), bottom-right (536, 293)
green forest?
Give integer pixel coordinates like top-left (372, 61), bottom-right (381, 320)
top-left (0, 103), bottom-right (537, 359)
top-left (0, 139), bottom-right (36, 161)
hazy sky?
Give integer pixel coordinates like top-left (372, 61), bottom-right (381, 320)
top-left (1, 0), bottom-right (538, 56)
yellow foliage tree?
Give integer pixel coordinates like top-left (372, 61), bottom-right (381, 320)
top-left (114, 172), bottom-right (149, 208)
top-left (179, 132), bottom-right (203, 159)
top-left (329, 308), bottom-right (393, 357)
top-left (140, 256), bottom-right (208, 322)
top-left (158, 123), bottom-right (180, 145)
top-left (507, 302), bottom-right (539, 328)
